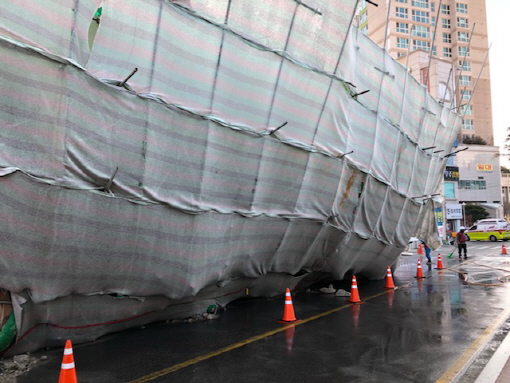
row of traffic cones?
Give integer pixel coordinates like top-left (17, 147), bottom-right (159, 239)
top-left (415, 254), bottom-right (445, 279)
top-left (280, 265), bottom-right (397, 322)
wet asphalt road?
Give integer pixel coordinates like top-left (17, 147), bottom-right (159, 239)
top-left (14, 242), bottom-right (510, 383)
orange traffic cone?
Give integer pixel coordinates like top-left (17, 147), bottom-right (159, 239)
top-left (415, 259), bottom-right (426, 279)
top-left (349, 275), bottom-right (363, 304)
top-left (384, 266), bottom-right (395, 289)
top-left (417, 243), bottom-right (424, 255)
top-left (502, 244), bottom-right (507, 255)
top-left (59, 340), bottom-right (77, 383)
top-left (435, 254), bottom-right (444, 270)
top-left (279, 288), bottom-right (298, 322)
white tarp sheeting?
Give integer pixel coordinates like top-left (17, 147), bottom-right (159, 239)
top-left (0, 0), bottom-right (460, 353)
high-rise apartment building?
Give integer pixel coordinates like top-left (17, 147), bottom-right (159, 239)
top-left (359, 0), bottom-right (493, 145)
top-left (359, 0), bottom-right (502, 232)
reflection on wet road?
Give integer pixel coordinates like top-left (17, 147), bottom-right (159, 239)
top-left (15, 242), bottom-right (510, 383)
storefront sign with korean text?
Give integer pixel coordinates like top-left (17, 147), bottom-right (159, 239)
top-left (446, 204), bottom-right (463, 219)
top-left (476, 164), bottom-right (493, 172)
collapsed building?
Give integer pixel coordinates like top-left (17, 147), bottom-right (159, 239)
top-left (0, 0), bottom-right (460, 354)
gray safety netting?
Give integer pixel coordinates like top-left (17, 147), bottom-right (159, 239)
top-left (0, 0), bottom-right (460, 353)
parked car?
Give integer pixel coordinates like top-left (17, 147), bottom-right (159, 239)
top-left (465, 219), bottom-right (510, 242)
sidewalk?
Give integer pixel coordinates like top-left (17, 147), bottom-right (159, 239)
top-left (474, 322), bottom-right (510, 383)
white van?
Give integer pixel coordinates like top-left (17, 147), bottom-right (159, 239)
top-left (465, 219), bottom-right (510, 242)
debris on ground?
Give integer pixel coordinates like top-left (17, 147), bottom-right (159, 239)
top-left (0, 353), bottom-right (40, 383)
top-left (320, 284), bottom-right (336, 294)
top-left (335, 289), bottom-right (351, 297)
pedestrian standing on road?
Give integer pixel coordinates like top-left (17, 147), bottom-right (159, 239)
top-left (456, 229), bottom-right (468, 259)
top-left (422, 241), bottom-right (432, 264)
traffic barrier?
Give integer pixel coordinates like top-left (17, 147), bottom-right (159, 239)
top-left (384, 266), bottom-right (395, 289)
top-left (502, 244), bottom-right (507, 255)
top-left (415, 259), bottom-right (426, 279)
top-left (279, 288), bottom-right (298, 323)
top-left (435, 254), bottom-right (444, 270)
top-left (349, 275), bottom-right (363, 304)
top-left (59, 340), bottom-right (77, 383)
top-left (417, 243), bottom-right (424, 255)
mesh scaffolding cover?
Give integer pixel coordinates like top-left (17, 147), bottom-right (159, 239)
top-left (0, 0), bottom-right (460, 353)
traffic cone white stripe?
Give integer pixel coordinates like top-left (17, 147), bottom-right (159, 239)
top-left (285, 300), bottom-right (292, 304)
top-left (351, 285), bottom-right (358, 289)
top-left (64, 348), bottom-right (73, 355)
top-left (61, 362), bottom-right (75, 370)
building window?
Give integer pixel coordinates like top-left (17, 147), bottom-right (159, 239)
top-left (462, 90), bottom-right (472, 100)
top-left (412, 10), bottom-right (429, 23)
top-left (431, 2), bottom-right (435, 12)
top-left (396, 7), bottom-right (408, 18)
top-left (396, 22), bottom-right (409, 33)
top-left (443, 33), bottom-right (451, 43)
top-left (459, 180), bottom-right (486, 190)
top-left (442, 18), bottom-right (451, 28)
top-left (444, 182), bottom-right (455, 199)
top-left (397, 52), bottom-right (406, 58)
top-left (413, 25), bottom-right (430, 38)
top-left (412, 0), bottom-right (429, 8)
top-left (431, 16), bottom-right (436, 26)
top-left (458, 46), bottom-right (470, 57)
top-left (456, 3), bottom-right (468, 13)
top-left (461, 104), bottom-right (472, 115)
top-left (459, 60), bottom-right (470, 71)
top-left (458, 31), bottom-right (469, 42)
top-left (395, 0), bottom-right (408, 2)
top-left (413, 39), bottom-right (430, 51)
top-left (443, 47), bottom-right (452, 57)
top-left (397, 37), bottom-right (409, 48)
top-left (462, 119), bottom-right (474, 130)
top-left (459, 75), bottom-right (471, 85)
top-left (432, 46), bottom-right (436, 56)
top-left (441, 4), bottom-right (450, 14)
top-left (457, 17), bottom-right (469, 28)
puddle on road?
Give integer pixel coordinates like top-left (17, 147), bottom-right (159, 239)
top-left (448, 257), bottom-right (510, 286)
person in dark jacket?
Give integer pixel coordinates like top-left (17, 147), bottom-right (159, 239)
top-left (421, 240), bottom-right (432, 264)
top-left (456, 229), bottom-right (468, 259)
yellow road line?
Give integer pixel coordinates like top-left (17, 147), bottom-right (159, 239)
top-left (436, 307), bottom-right (510, 383)
top-left (127, 289), bottom-right (391, 383)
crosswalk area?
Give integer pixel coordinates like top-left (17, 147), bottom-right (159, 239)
top-left (475, 245), bottom-right (506, 250)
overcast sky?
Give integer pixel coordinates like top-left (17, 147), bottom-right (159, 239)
top-left (486, 0), bottom-right (510, 163)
